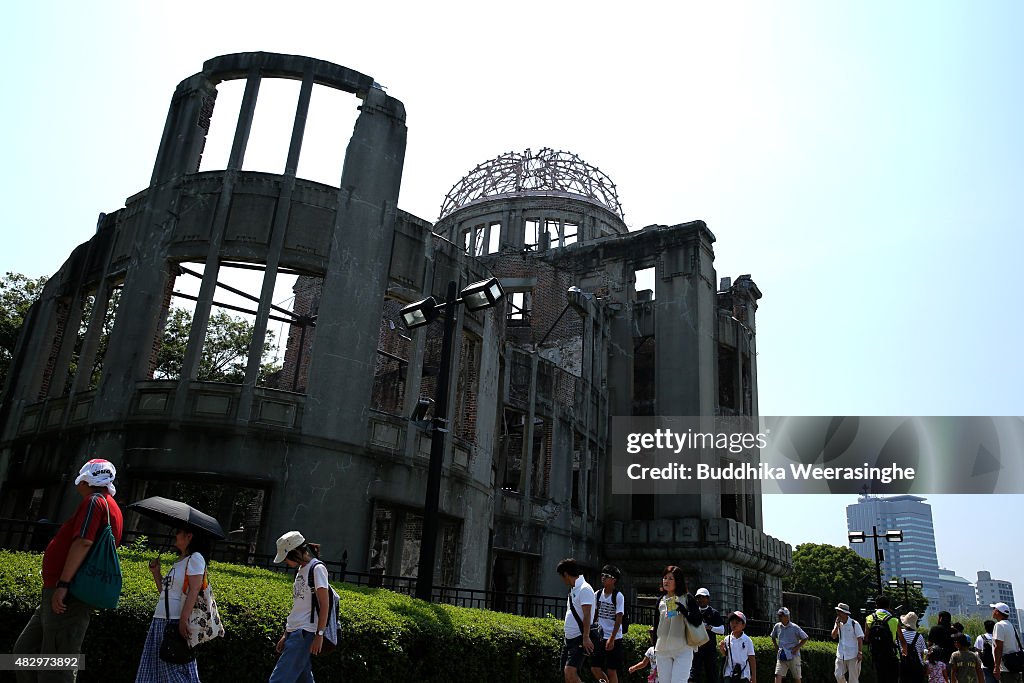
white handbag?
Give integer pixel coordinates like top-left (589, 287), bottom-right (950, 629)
top-left (182, 557), bottom-right (225, 648)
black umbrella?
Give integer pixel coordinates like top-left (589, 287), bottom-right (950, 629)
top-left (128, 496), bottom-right (227, 540)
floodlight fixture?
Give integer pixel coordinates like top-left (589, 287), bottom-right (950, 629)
top-left (399, 297), bottom-right (440, 329)
top-left (885, 530), bottom-right (904, 542)
top-left (459, 277), bottom-right (505, 311)
top-left (848, 531), bottom-right (866, 543)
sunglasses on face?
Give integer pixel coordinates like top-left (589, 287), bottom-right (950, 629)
top-left (602, 573), bottom-right (616, 579)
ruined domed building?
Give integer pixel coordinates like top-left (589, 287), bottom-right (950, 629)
top-left (0, 53), bottom-right (789, 616)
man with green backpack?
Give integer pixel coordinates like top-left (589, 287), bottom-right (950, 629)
top-left (12, 458), bottom-right (124, 682)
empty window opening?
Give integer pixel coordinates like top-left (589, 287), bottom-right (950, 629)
top-left (545, 220), bottom-right (560, 248)
top-left (197, 80), bottom-right (245, 173)
top-left (453, 335), bottom-right (480, 442)
top-left (562, 222), bottom-right (579, 247)
top-left (153, 261), bottom-right (284, 384)
top-left (370, 502), bottom-right (460, 581)
top-left (241, 78), bottom-right (301, 175)
top-left (462, 222), bottom-right (502, 257)
top-left (63, 292), bottom-right (96, 394)
top-left (525, 219), bottom-right (542, 250)
top-left (198, 262), bottom-right (280, 384)
top-left (278, 274), bottom-right (323, 393)
top-left (531, 416), bottom-right (551, 499)
top-left (487, 223), bottom-right (501, 253)
top-left (152, 261), bottom-right (203, 381)
top-left (257, 268), bottom-right (310, 391)
top-left (571, 433), bottom-right (584, 510)
top-left (295, 84), bottom-right (360, 186)
top-left (718, 344), bottom-right (738, 413)
top-left (509, 350), bottom-right (531, 404)
top-left (500, 409), bottom-right (525, 492)
top-left (507, 292), bottom-right (532, 325)
top-left (87, 283), bottom-right (122, 390)
top-left (418, 316), bottom-right (446, 418)
top-left (370, 298), bottom-right (411, 415)
top-left (400, 513), bottom-right (424, 578)
top-left (741, 355), bottom-right (752, 415)
top-left (440, 524), bottom-right (462, 586)
top-left (632, 336), bottom-right (655, 416)
top-left (635, 267), bottom-right (656, 299)
top-left (369, 506), bottom-right (393, 572)
top-left (39, 298), bottom-right (71, 399)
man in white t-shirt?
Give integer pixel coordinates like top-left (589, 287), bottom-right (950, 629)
top-left (831, 602), bottom-right (864, 683)
top-left (558, 558), bottom-right (596, 683)
top-left (590, 564), bottom-right (625, 683)
top-left (270, 531), bottom-right (331, 683)
top-left (991, 602), bottom-right (1022, 683)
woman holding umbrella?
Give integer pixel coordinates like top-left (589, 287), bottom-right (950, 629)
top-left (134, 525), bottom-right (212, 682)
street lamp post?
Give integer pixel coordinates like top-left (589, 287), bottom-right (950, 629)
top-left (849, 526), bottom-right (904, 595)
top-left (399, 277), bottom-right (505, 602)
top-left (888, 577), bottom-right (924, 611)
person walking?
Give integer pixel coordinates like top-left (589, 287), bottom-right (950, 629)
top-left (690, 587), bottom-right (725, 683)
top-left (655, 565), bottom-right (700, 683)
top-left (720, 611), bottom-right (756, 683)
top-left (898, 612), bottom-right (926, 683)
top-left (269, 532), bottom-right (330, 683)
top-left (991, 602), bottom-right (1023, 683)
top-left (948, 634), bottom-right (984, 683)
top-left (832, 602), bottom-right (864, 683)
top-left (929, 611), bottom-right (955, 666)
top-left (12, 459), bottom-right (124, 683)
top-left (556, 558), bottom-right (596, 683)
top-left (975, 620), bottom-right (998, 683)
top-left (771, 607), bottom-right (808, 683)
top-left (135, 528), bottom-right (211, 682)
top-left (590, 564), bottom-right (625, 683)
top-left (867, 595), bottom-right (905, 683)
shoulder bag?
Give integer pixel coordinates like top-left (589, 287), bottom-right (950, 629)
top-left (159, 565), bottom-right (196, 664)
top-left (183, 554), bottom-right (225, 648)
top-left (568, 587), bottom-right (603, 643)
top-left (68, 495), bottom-right (122, 609)
top-left (1003, 623), bottom-right (1024, 673)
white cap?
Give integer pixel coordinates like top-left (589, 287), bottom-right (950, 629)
top-left (777, 607), bottom-right (790, 616)
top-left (74, 459), bottom-right (117, 496)
top-left (274, 530), bottom-right (306, 563)
top-left (695, 588), bottom-right (711, 597)
top-left (991, 602), bottom-right (1012, 616)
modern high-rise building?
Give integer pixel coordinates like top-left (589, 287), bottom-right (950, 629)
top-left (935, 568), bottom-right (977, 616)
top-left (977, 571), bottom-right (1019, 630)
top-left (846, 494), bottom-right (941, 609)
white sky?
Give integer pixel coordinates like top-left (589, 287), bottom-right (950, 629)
top-left (3, 1), bottom-right (1023, 603)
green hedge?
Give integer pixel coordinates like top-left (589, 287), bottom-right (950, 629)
top-left (1, 548), bottom-right (874, 682)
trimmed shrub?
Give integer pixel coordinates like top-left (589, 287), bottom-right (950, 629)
top-left (1, 549), bottom-right (877, 682)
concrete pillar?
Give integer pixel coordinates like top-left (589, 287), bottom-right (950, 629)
top-left (304, 86), bottom-right (407, 444)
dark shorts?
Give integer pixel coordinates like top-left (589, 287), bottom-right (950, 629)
top-left (591, 637), bottom-right (624, 670)
top-left (561, 635), bottom-right (587, 670)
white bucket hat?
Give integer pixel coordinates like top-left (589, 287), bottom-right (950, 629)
top-left (274, 530), bottom-right (306, 563)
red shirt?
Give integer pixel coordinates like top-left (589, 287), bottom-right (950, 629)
top-left (42, 493), bottom-right (123, 588)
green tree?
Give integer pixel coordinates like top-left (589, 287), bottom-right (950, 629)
top-left (154, 307), bottom-right (280, 384)
top-left (882, 577), bottom-right (929, 617)
top-left (0, 272), bottom-right (48, 390)
top-left (784, 543), bottom-right (876, 619)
